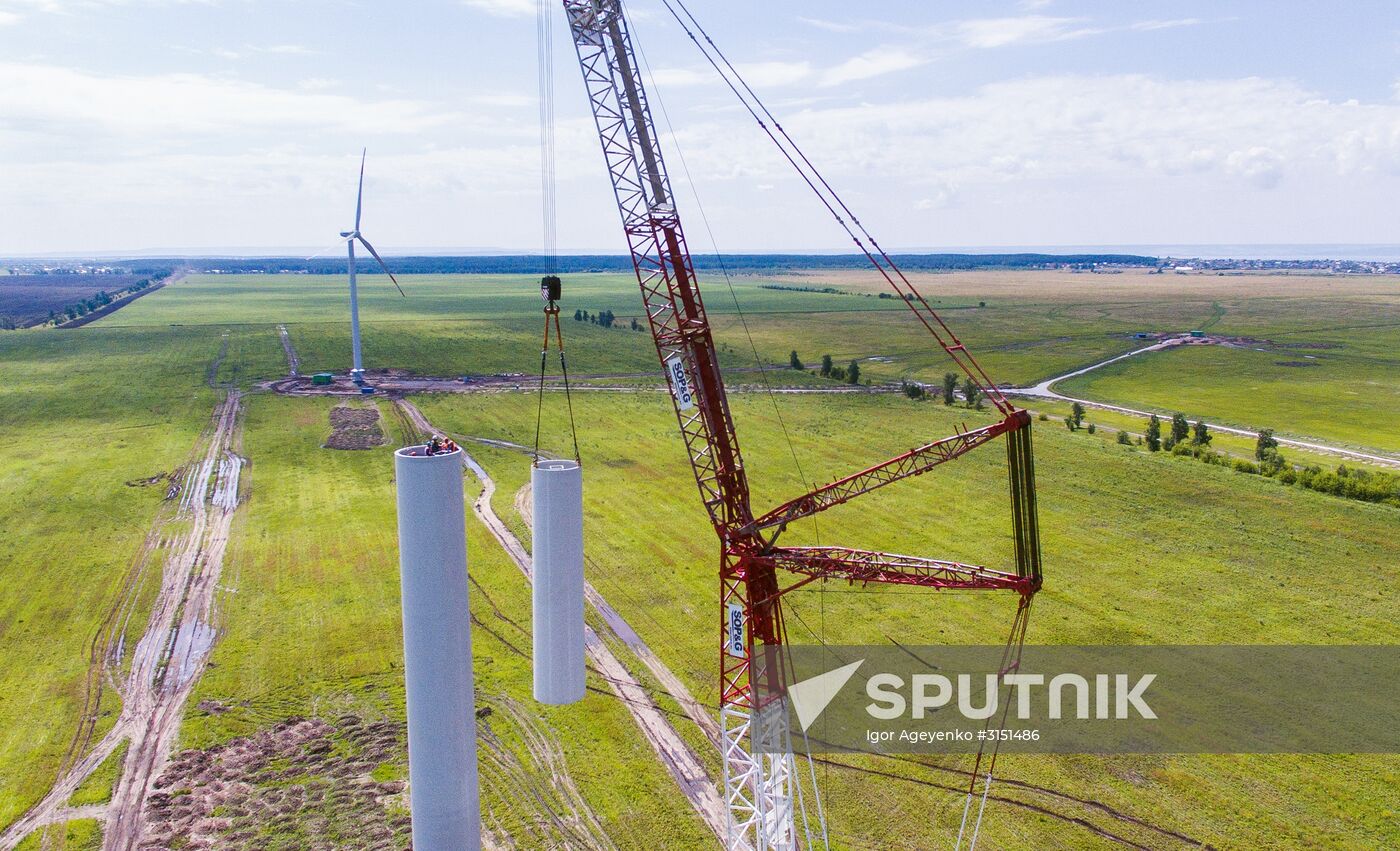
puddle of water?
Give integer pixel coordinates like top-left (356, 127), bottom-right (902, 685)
top-left (211, 454), bottom-right (243, 511)
top-left (169, 620), bottom-right (217, 688)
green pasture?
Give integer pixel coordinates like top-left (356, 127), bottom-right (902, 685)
top-left (179, 394), bottom-right (711, 848)
top-left (1, 269), bottom-right (1397, 848)
top-left (0, 325), bottom-right (250, 827)
top-left (416, 388), bottom-right (1398, 849)
top-left (1059, 339), bottom-right (1400, 454)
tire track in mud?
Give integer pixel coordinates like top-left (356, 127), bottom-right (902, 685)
top-left (394, 399), bottom-right (727, 845)
top-left (276, 325), bottom-right (300, 377)
top-left (0, 391), bottom-right (248, 851)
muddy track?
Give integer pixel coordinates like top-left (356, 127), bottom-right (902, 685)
top-left (0, 392), bottom-right (247, 851)
top-left (394, 399), bottom-right (727, 844)
top-left (477, 695), bottom-right (618, 850)
top-left (276, 325), bottom-right (300, 377)
top-left (204, 334), bottom-right (229, 389)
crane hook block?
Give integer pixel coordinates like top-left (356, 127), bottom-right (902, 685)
top-left (541, 276), bottom-right (562, 304)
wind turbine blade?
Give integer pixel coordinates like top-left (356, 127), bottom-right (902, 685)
top-left (354, 148), bottom-right (366, 231)
top-left (307, 237), bottom-right (352, 261)
top-left (356, 236), bottom-right (405, 297)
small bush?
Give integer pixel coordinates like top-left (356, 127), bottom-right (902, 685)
top-left (1086, 423), bottom-right (1096, 434)
top-left (1232, 458), bottom-right (1260, 474)
top-left (1116, 431), bottom-right (1132, 445)
top-left (1038, 413), bottom-right (1049, 422)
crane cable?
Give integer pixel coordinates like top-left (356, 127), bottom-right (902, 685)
top-left (955, 596), bottom-right (1034, 851)
top-left (656, 0), bottom-right (1012, 416)
top-left (533, 0), bottom-right (580, 463)
top-left (632, 21), bottom-right (833, 846)
top-left (538, 0), bottom-right (557, 277)
top-left (631, 25), bottom-right (818, 546)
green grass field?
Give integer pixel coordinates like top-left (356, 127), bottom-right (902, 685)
top-left (416, 388), bottom-right (1397, 848)
top-left (1, 269), bottom-right (1396, 848)
top-left (1059, 338), bottom-right (1400, 453)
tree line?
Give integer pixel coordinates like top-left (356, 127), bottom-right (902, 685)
top-left (48, 272), bottom-right (168, 324)
top-left (573, 309), bottom-right (645, 332)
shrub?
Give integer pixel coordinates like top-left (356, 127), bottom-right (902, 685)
top-left (942, 373), bottom-right (959, 405)
top-left (1037, 412), bottom-right (1049, 422)
top-left (1116, 431), bottom-right (1132, 445)
top-left (1086, 423), bottom-right (1096, 435)
top-left (1255, 429), bottom-right (1278, 461)
top-left (1232, 458), bottom-right (1260, 474)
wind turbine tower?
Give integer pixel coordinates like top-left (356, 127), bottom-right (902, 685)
top-left (339, 149), bottom-right (404, 389)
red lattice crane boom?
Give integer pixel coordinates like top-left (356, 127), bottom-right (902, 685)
top-left (562, 2), bottom-right (1042, 847)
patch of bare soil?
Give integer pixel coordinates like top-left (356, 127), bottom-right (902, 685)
top-left (141, 716), bottom-right (410, 850)
top-left (324, 406), bottom-right (385, 451)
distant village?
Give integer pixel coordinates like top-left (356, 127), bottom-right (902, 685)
top-left (5, 255), bottom-right (1400, 277)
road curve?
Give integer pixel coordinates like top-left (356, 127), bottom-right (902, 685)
top-left (1008, 336), bottom-right (1400, 469)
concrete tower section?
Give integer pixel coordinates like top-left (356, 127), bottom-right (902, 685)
top-left (532, 459), bottom-right (586, 705)
top-left (394, 445), bottom-right (481, 851)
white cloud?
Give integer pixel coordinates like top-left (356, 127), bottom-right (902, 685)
top-left (662, 74), bottom-right (1400, 194)
top-left (797, 16), bottom-right (863, 34)
top-left (954, 16), bottom-right (1100, 49)
top-left (0, 62), bottom-right (457, 140)
top-left (252, 43), bottom-right (315, 55)
top-left (0, 9), bottom-right (20, 24)
top-left (800, 11), bottom-right (1208, 50)
top-left (650, 60), bottom-right (813, 89)
top-left (819, 48), bottom-right (926, 87)
top-left (1130, 18), bottom-right (1204, 32)
top-left (461, 0), bottom-right (535, 18)
top-left (1225, 146), bottom-right (1284, 188)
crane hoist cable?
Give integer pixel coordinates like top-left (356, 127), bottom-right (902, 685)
top-left (533, 277), bottom-right (582, 463)
top-left (658, 0), bottom-right (1011, 415)
top-left (532, 0), bottom-right (579, 463)
top-left (651, 2), bottom-right (1040, 845)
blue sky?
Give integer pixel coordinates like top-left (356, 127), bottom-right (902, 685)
top-left (1, 0), bottom-right (1398, 254)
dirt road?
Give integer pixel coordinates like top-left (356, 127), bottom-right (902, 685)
top-left (276, 325), bottom-right (300, 376)
top-left (0, 391), bottom-right (247, 851)
top-left (395, 400), bottom-right (727, 844)
top-left (1008, 336), bottom-right (1400, 469)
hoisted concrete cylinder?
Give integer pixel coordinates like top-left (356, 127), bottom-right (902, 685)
top-left (394, 445), bottom-right (481, 851)
top-left (532, 459), bottom-right (586, 705)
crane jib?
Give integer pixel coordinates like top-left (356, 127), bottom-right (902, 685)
top-left (561, 1), bottom-right (1041, 847)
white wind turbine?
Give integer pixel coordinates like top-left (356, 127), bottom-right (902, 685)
top-left (339, 149), bottom-right (404, 389)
